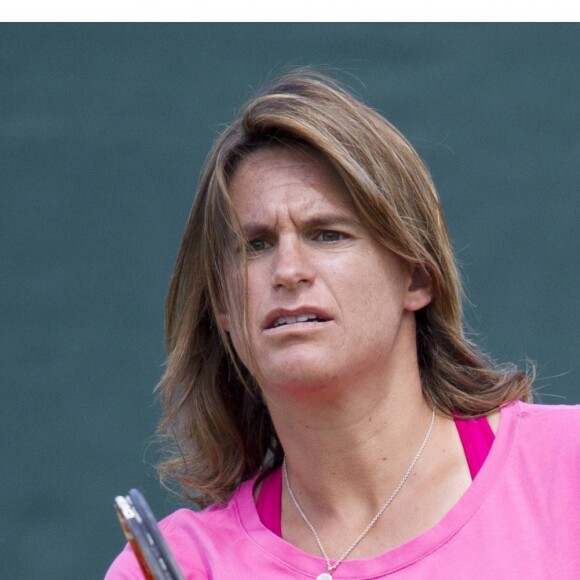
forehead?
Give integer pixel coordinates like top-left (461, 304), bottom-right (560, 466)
top-left (228, 146), bottom-right (354, 219)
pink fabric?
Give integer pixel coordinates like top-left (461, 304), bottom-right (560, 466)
top-left (256, 415), bottom-right (495, 535)
top-left (454, 414), bottom-right (495, 480)
top-left (255, 467), bottom-right (282, 537)
top-left (106, 402), bottom-right (580, 579)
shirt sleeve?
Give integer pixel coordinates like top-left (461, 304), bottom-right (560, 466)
top-left (104, 543), bottom-right (142, 580)
top-left (104, 508), bottom-right (208, 580)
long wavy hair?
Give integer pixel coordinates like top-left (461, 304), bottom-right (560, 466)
top-left (156, 69), bottom-right (532, 507)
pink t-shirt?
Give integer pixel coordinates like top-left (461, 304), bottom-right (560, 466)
top-left (255, 413), bottom-right (494, 537)
top-left (106, 402), bottom-right (580, 578)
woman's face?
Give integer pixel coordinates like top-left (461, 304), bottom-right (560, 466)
top-left (220, 146), bottom-right (431, 396)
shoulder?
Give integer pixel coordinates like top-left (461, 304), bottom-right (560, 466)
top-left (105, 485), bottom-right (250, 579)
top-left (508, 400), bottom-right (580, 431)
top-left (504, 400), bottom-right (580, 463)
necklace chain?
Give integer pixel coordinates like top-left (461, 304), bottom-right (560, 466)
top-left (283, 408), bottom-right (436, 577)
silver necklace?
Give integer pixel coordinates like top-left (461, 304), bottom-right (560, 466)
top-left (283, 408), bottom-right (436, 580)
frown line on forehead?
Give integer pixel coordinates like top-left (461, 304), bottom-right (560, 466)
top-left (240, 213), bottom-right (363, 239)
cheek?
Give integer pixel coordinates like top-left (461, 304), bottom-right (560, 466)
top-left (350, 264), bottom-right (407, 325)
top-left (245, 265), bottom-right (271, 323)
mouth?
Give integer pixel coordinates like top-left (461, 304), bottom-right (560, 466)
top-left (272, 313), bottom-right (327, 328)
top-left (264, 309), bottom-right (332, 330)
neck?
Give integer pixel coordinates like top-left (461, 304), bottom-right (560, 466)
top-left (266, 363), bottom-right (434, 516)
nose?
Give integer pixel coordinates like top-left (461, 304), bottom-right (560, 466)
top-left (271, 235), bottom-right (315, 290)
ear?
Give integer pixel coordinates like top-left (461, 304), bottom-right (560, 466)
top-left (218, 308), bottom-right (230, 333)
top-left (215, 288), bottom-right (231, 333)
top-left (404, 265), bottom-right (433, 312)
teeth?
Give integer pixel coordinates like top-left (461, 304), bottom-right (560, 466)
top-left (274, 313), bottom-right (320, 327)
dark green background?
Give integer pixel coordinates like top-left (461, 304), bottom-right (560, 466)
top-left (2, 24), bottom-right (579, 578)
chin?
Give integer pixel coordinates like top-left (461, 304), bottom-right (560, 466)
top-left (269, 379), bottom-right (337, 400)
top-left (260, 359), bottom-right (342, 396)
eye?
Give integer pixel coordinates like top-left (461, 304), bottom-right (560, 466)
top-left (247, 238), bottom-right (272, 253)
top-left (315, 230), bottom-right (346, 242)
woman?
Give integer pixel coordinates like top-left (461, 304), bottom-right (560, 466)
top-left (107, 70), bottom-right (580, 579)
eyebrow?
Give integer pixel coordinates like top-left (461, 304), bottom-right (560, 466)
top-left (240, 213), bottom-right (362, 239)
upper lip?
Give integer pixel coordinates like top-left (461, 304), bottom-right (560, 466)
top-left (263, 307), bottom-right (333, 330)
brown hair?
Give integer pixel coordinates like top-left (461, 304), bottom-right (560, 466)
top-left (156, 69), bottom-right (532, 507)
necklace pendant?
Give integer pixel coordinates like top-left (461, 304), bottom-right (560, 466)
top-left (316, 574), bottom-right (333, 580)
